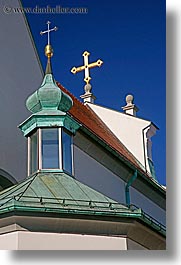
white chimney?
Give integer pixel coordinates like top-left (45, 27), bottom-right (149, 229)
top-left (122, 94), bottom-right (139, 116)
top-left (80, 83), bottom-right (96, 104)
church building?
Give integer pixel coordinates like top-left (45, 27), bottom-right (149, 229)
top-left (0, 2), bottom-right (166, 250)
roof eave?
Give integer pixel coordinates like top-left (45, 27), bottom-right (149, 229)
top-left (0, 204), bottom-right (166, 237)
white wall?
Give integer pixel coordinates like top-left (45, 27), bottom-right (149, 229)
top-left (0, 231), bottom-right (127, 250)
top-left (130, 186), bottom-right (166, 225)
top-left (87, 103), bottom-right (154, 174)
top-left (74, 145), bottom-right (165, 226)
top-left (0, 0), bottom-right (43, 182)
top-left (74, 145), bottom-right (126, 202)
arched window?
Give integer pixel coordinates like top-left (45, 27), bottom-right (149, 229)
top-left (0, 169), bottom-right (17, 191)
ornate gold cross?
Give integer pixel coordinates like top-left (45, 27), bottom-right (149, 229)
top-left (71, 51), bottom-right (103, 84)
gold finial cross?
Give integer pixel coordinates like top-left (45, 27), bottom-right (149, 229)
top-left (40, 21), bottom-right (58, 45)
top-left (71, 51), bottom-right (103, 84)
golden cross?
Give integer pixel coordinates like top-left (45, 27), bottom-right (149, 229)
top-left (71, 51), bottom-right (103, 84)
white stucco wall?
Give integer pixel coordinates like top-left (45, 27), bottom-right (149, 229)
top-left (130, 186), bottom-right (166, 225)
top-left (0, 231), bottom-right (127, 250)
top-left (87, 103), bottom-right (155, 175)
top-left (0, 0), bottom-right (43, 182)
top-left (74, 145), bottom-right (165, 226)
top-left (74, 145), bottom-right (126, 202)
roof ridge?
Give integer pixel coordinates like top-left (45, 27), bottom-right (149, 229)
top-left (56, 82), bottom-right (86, 108)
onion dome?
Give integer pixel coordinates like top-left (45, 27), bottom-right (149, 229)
top-left (26, 21), bottom-right (73, 114)
top-left (26, 71), bottom-right (73, 113)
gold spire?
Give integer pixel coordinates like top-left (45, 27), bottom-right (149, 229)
top-left (40, 21), bottom-right (58, 73)
top-left (71, 51), bottom-right (103, 84)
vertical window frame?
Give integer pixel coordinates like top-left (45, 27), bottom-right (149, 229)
top-left (62, 128), bottom-right (73, 175)
top-left (38, 128), bottom-right (42, 170)
top-left (27, 136), bottom-right (31, 176)
top-left (71, 135), bottom-right (74, 176)
top-left (59, 128), bottom-right (63, 169)
top-left (28, 129), bottom-right (38, 176)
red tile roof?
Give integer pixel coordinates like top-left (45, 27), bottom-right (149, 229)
top-left (57, 82), bottom-right (148, 176)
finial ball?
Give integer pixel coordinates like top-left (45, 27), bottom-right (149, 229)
top-left (126, 94), bottom-right (134, 105)
top-left (84, 83), bottom-right (92, 94)
top-left (45, 44), bottom-right (53, 58)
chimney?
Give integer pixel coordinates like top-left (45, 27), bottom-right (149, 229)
top-left (80, 83), bottom-right (96, 104)
top-left (122, 94), bottom-right (139, 116)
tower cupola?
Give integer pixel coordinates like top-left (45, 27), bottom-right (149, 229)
top-left (19, 21), bottom-right (80, 177)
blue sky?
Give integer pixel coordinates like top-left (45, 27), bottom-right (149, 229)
top-left (22, 0), bottom-right (166, 185)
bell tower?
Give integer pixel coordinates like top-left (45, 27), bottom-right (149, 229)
top-left (19, 21), bottom-right (80, 177)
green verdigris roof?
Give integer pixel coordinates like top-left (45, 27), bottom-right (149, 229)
top-left (26, 73), bottom-right (73, 113)
top-left (0, 172), bottom-right (120, 210)
top-left (0, 172), bottom-right (166, 236)
top-left (19, 73), bottom-right (81, 136)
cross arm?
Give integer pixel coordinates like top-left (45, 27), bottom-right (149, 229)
top-left (40, 26), bottom-right (58, 35)
top-left (71, 65), bottom-right (86, 74)
top-left (88, 59), bottom-right (103, 69)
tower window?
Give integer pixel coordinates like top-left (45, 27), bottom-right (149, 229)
top-left (62, 129), bottom-right (73, 175)
top-left (28, 128), bottom-right (73, 176)
top-left (30, 131), bottom-right (38, 174)
top-left (42, 128), bottom-right (59, 169)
